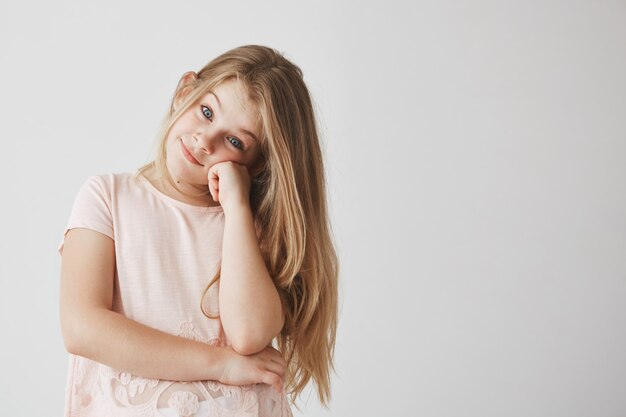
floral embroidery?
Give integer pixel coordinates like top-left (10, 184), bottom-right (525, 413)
top-left (208, 337), bottom-right (225, 347)
top-left (241, 390), bottom-right (260, 414)
top-left (129, 375), bottom-right (160, 397)
top-left (69, 320), bottom-right (287, 415)
top-left (205, 380), bottom-right (243, 402)
top-left (117, 370), bottom-right (159, 395)
top-left (168, 391), bottom-right (200, 417)
top-left (115, 385), bottom-right (130, 405)
top-left (177, 320), bottom-right (225, 347)
top-left (177, 321), bottom-right (205, 342)
top-left (111, 369), bottom-right (160, 406)
top-left (120, 371), bottom-right (132, 385)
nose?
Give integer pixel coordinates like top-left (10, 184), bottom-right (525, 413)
top-left (194, 133), bottom-right (217, 154)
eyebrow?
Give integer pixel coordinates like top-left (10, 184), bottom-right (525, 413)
top-left (209, 92), bottom-right (259, 143)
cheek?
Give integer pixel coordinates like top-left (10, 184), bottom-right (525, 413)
top-left (165, 138), bottom-right (178, 159)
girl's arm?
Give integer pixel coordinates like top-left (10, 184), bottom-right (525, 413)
top-left (60, 228), bottom-right (225, 381)
top-left (219, 203), bottom-right (285, 356)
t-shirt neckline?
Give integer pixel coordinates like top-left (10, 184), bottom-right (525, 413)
top-left (135, 169), bottom-right (224, 213)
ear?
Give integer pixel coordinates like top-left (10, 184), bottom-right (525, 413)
top-left (173, 71), bottom-right (199, 111)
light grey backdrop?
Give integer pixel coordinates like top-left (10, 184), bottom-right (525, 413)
top-left (1, 1), bottom-right (625, 416)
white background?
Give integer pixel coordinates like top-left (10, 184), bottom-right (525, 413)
top-left (1, 1), bottom-right (625, 416)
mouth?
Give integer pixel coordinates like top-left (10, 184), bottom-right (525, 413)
top-left (180, 138), bottom-right (204, 166)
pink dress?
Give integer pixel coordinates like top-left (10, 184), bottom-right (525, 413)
top-left (58, 171), bottom-right (293, 417)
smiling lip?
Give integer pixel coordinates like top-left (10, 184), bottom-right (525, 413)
top-left (180, 139), bottom-right (203, 166)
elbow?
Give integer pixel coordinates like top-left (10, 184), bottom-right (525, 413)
top-left (61, 318), bottom-right (81, 355)
top-left (63, 337), bottom-right (81, 356)
top-left (228, 321), bottom-right (283, 356)
top-left (228, 329), bottom-right (277, 356)
top-left (230, 335), bottom-right (272, 356)
top-left (60, 308), bottom-right (94, 356)
top-left (224, 309), bottom-right (285, 356)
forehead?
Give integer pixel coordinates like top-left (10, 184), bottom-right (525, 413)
top-left (200, 79), bottom-right (261, 136)
top-left (202, 80), bottom-right (255, 113)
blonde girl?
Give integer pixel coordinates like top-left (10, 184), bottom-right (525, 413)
top-left (59, 45), bottom-right (338, 417)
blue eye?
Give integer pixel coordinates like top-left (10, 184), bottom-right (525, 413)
top-left (201, 105), bottom-right (213, 120)
top-left (227, 136), bottom-right (244, 150)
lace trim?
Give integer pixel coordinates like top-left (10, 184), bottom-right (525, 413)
top-left (69, 320), bottom-right (291, 416)
top-left (101, 321), bottom-right (224, 406)
top-left (167, 391), bottom-right (200, 416)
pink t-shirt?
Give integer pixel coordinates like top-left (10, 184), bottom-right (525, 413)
top-left (58, 170), bottom-right (292, 417)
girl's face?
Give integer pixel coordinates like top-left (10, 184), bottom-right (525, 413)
top-left (165, 77), bottom-right (263, 187)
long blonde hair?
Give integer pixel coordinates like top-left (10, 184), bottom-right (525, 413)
top-left (137, 45), bottom-right (339, 408)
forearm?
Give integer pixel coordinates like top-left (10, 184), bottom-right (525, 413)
top-left (64, 308), bottom-right (224, 382)
top-left (220, 203), bottom-right (284, 354)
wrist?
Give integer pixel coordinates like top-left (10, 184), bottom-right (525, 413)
top-left (221, 199), bottom-right (252, 216)
top-left (201, 344), bottom-right (228, 382)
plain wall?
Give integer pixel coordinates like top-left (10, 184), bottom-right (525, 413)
top-left (1, 1), bottom-right (625, 416)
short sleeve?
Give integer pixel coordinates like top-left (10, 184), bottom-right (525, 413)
top-left (58, 175), bottom-right (114, 256)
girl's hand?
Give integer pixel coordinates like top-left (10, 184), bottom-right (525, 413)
top-left (218, 345), bottom-right (287, 393)
top-left (207, 161), bottom-right (252, 211)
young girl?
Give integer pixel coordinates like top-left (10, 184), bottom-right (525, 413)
top-left (58, 45), bottom-right (339, 417)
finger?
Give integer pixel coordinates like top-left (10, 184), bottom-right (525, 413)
top-left (261, 372), bottom-right (283, 393)
top-left (208, 170), bottom-right (220, 201)
top-left (208, 165), bottom-right (220, 183)
top-left (207, 178), bottom-right (214, 199)
top-left (266, 348), bottom-right (288, 367)
top-left (265, 360), bottom-right (286, 377)
top-left (211, 178), bottom-right (219, 193)
top-left (268, 353), bottom-right (287, 368)
top-left (261, 352), bottom-right (286, 370)
top-left (207, 169), bottom-right (216, 198)
top-left (209, 180), bottom-right (217, 199)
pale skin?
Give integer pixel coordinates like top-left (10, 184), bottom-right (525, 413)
top-left (60, 73), bottom-right (286, 392)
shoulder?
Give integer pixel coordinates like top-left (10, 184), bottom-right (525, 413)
top-left (73, 173), bottom-right (111, 204)
top-left (84, 171), bottom-right (137, 185)
top-left (79, 171), bottom-right (140, 195)
top-left (69, 171), bottom-right (144, 216)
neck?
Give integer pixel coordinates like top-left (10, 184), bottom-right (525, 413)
top-left (142, 165), bottom-right (220, 207)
